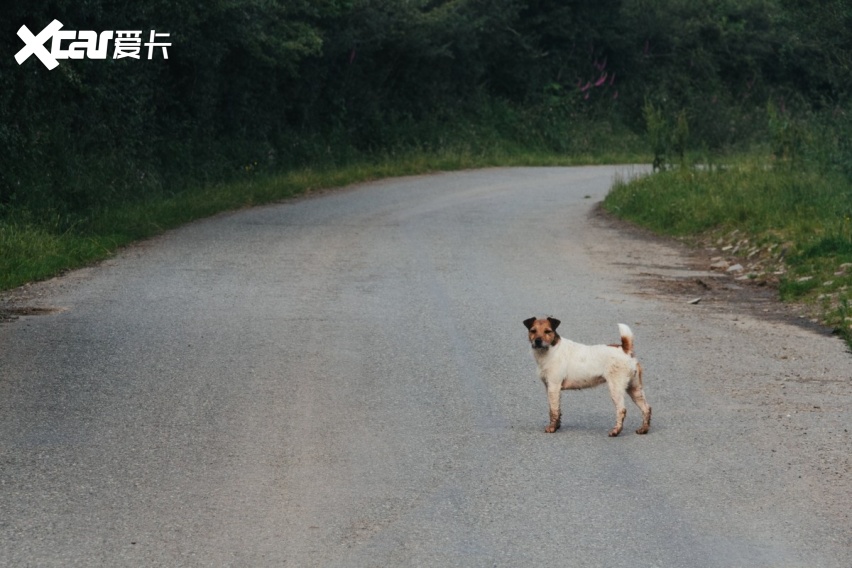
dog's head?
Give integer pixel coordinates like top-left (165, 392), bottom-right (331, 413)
top-left (523, 316), bottom-right (561, 351)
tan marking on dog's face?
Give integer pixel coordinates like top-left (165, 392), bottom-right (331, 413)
top-left (525, 317), bottom-right (560, 350)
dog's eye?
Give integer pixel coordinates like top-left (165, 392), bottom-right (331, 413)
top-left (544, 329), bottom-right (552, 334)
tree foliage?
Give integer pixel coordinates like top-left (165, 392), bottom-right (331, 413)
top-left (2, 0), bottom-right (850, 217)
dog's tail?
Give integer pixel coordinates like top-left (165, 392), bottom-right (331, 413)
top-left (617, 323), bottom-right (635, 356)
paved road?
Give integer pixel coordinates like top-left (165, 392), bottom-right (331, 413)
top-left (1, 167), bottom-right (850, 566)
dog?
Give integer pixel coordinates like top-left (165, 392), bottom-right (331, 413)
top-left (523, 317), bottom-right (652, 437)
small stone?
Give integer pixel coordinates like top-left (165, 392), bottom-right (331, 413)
top-left (727, 263), bottom-right (744, 272)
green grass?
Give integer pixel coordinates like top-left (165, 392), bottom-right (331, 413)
top-left (1, 142), bottom-right (648, 292)
top-left (604, 159), bottom-right (852, 346)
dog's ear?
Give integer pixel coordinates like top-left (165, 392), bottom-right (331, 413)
top-left (547, 317), bottom-right (561, 330)
top-left (523, 317), bottom-right (537, 330)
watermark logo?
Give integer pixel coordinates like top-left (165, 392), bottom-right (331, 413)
top-left (15, 20), bottom-right (171, 70)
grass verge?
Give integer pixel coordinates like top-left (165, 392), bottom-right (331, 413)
top-left (603, 160), bottom-right (852, 347)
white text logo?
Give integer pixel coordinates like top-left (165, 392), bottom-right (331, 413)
top-left (15, 20), bottom-right (171, 70)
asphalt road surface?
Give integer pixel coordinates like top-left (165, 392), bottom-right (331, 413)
top-left (2, 167), bottom-right (850, 567)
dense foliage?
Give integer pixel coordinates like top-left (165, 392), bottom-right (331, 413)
top-left (2, 0), bottom-right (851, 220)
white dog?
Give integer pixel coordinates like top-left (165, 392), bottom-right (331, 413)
top-left (523, 317), bottom-right (652, 436)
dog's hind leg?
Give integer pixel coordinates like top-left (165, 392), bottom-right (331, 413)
top-left (544, 385), bottom-right (562, 433)
top-left (628, 363), bottom-right (652, 435)
top-left (607, 382), bottom-right (627, 437)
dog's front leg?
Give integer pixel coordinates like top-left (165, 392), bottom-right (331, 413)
top-left (544, 384), bottom-right (562, 433)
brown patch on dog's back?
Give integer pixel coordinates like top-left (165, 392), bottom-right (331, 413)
top-left (609, 336), bottom-right (634, 356)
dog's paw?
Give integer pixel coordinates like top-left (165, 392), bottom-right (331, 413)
top-left (635, 425), bottom-right (650, 435)
top-left (544, 422), bottom-right (560, 433)
top-left (608, 427), bottom-right (622, 437)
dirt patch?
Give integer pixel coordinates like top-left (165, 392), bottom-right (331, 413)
top-left (590, 204), bottom-right (837, 339)
top-left (0, 305), bottom-right (66, 322)
top-left (1, 280), bottom-right (71, 323)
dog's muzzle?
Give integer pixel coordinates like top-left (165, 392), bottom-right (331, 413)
top-left (532, 338), bottom-right (548, 351)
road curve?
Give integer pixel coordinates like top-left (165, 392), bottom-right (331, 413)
top-left (1, 167), bottom-right (850, 566)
